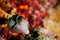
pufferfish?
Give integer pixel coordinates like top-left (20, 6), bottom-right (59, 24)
top-left (8, 14), bottom-right (29, 34)
top-left (43, 6), bottom-right (60, 40)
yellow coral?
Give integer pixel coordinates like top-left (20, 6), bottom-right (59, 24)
top-left (43, 5), bottom-right (60, 40)
top-left (0, 8), bottom-right (13, 19)
top-left (48, 6), bottom-right (60, 22)
top-left (0, 0), bottom-right (11, 11)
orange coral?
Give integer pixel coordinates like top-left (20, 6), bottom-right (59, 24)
top-left (19, 5), bottom-right (28, 10)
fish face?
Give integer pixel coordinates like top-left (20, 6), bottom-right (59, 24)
top-left (13, 19), bottom-right (29, 34)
